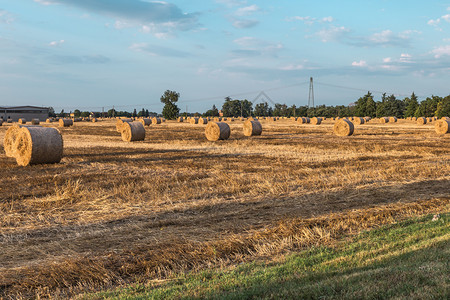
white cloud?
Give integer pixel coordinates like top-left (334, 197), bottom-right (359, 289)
top-left (383, 57), bottom-right (392, 63)
top-left (287, 15), bottom-right (333, 25)
top-left (316, 26), bottom-right (350, 42)
top-left (442, 14), bottom-right (450, 22)
top-left (431, 45), bottom-right (450, 58)
top-left (352, 60), bottom-right (367, 67)
top-left (428, 18), bottom-right (441, 26)
top-left (33, 0), bottom-right (57, 5)
top-left (235, 5), bottom-right (260, 16)
top-left (0, 9), bottom-right (14, 24)
top-left (280, 64), bottom-right (304, 71)
top-left (399, 53), bottom-right (412, 63)
top-left (49, 39), bottom-right (65, 46)
top-left (129, 43), bottom-right (190, 57)
top-left (232, 19), bottom-right (259, 28)
top-left (321, 16), bottom-right (334, 23)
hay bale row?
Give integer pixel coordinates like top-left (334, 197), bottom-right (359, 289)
top-left (333, 119), bottom-right (354, 136)
top-left (152, 117), bottom-right (161, 125)
top-left (120, 121), bottom-right (145, 142)
top-left (116, 118), bottom-right (132, 132)
top-left (138, 118), bottom-right (151, 126)
top-left (417, 117), bottom-right (427, 125)
top-left (3, 125), bottom-right (63, 166)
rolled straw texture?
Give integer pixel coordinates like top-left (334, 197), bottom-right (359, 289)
top-left (121, 121), bottom-right (145, 142)
top-left (416, 117), bottom-right (427, 125)
top-left (205, 122), bottom-right (230, 141)
top-left (333, 119), bottom-right (354, 136)
top-left (435, 119), bottom-right (450, 134)
top-left (311, 117), bottom-right (322, 125)
top-left (59, 119), bottom-right (73, 127)
top-left (12, 126), bottom-right (63, 166)
top-left (353, 117), bottom-right (365, 125)
top-left (243, 120), bottom-right (262, 136)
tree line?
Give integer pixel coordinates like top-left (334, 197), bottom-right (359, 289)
top-left (51, 90), bottom-right (450, 120)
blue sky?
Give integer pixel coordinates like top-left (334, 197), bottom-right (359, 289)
top-left (0, 0), bottom-right (449, 113)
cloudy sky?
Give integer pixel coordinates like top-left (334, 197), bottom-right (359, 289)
top-left (1, 0), bottom-right (449, 113)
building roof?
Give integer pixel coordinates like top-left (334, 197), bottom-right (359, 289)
top-left (0, 106), bottom-right (49, 110)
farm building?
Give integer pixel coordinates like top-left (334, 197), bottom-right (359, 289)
top-left (0, 106), bottom-right (49, 122)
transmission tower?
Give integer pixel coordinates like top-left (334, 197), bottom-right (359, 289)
top-left (308, 77), bottom-right (315, 108)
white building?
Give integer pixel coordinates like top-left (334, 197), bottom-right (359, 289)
top-left (0, 106), bottom-right (50, 122)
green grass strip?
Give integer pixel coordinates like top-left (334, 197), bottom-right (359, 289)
top-left (87, 213), bottom-right (449, 300)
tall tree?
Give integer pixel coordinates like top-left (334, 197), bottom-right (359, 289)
top-left (404, 92), bottom-right (419, 117)
top-left (435, 95), bottom-right (450, 118)
top-left (160, 90), bottom-right (180, 120)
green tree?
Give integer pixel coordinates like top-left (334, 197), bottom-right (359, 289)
top-left (48, 107), bottom-right (56, 117)
top-left (404, 92), bottom-right (419, 118)
top-left (222, 98), bottom-right (252, 117)
top-left (415, 96), bottom-right (441, 117)
top-left (204, 104), bottom-right (219, 117)
top-left (435, 95), bottom-right (450, 118)
top-left (365, 96), bottom-right (376, 118)
top-left (58, 109), bottom-right (65, 117)
top-left (254, 102), bottom-right (270, 116)
top-left (160, 90), bottom-right (180, 120)
top-left (354, 92), bottom-right (373, 117)
top-left (73, 109), bottom-right (81, 117)
top-left (80, 111), bottom-right (90, 118)
top-left (132, 108), bottom-right (137, 118)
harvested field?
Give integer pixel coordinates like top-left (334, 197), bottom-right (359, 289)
top-left (0, 118), bottom-right (449, 298)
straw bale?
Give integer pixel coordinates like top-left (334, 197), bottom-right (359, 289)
top-left (305, 117), bottom-right (310, 123)
top-left (3, 125), bottom-right (21, 157)
top-left (223, 117), bottom-right (228, 121)
top-left (199, 118), bottom-right (208, 125)
top-left (152, 117), bottom-right (162, 125)
top-left (31, 119), bottom-right (40, 125)
top-left (353, 117), bottom-right (365, 125)
top-left (116, 118), bottom-right (132, 131)
top-left (243, 120), bottom-right (262, 136)
top-left (190, 117), bottom-right (199, 124)
top-left (428, 117), bottom-right (433, 122)
top-left (416, 117), bottom-right (427, 125)
top-left (9, 126), bottom-right (63, 166)
top-left (389, 116), bottom-right (398, 123)
top-left (247, 117), bottom-right (256, 121)
top-left (297, 117), bottom-right (308, 124)
top-left (46, 118), bottom-right (52, 123)
top-left (138, 118), bottom-right (151, 126)
top-left (0, 119), bottom-right (2, 126)
top-left (213, 117), bottom-right (222, 122)
top-left (91, 118), bottom-right (97, 123)
top-left (311, 117), bottom-right (322, 125)
top-left (121, 121), bottom-right (146, 142)
top-left (7, 119), bottom-right (12, 123)
top-left (333, 119), bottom-right (354, 136)
top-left (177, 117), bottom-right (184, 122)
top-left (442, 116), bottom-right (450, 120)
top-left (205, 122), bottom-right (230, 141)
top-left (379, 117), bottom-right (389, 123)
top-left (434, 119), bottom-right (450, 135)
top-left (18, 118), bottom-right (26, 124)
top-left (59, 119), bottom-right (73, 127)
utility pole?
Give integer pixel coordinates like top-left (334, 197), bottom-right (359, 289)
top-left (308, 77), bottom-right (315, 109)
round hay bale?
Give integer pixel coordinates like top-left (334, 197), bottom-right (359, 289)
top-left (304, 117), bottom-right (311, 123)
top-left (222, 117), bottom-right (228, 121)
top-left (435, 119), bottom-right (450, 134)
top-left (151, 117), bottom-right (161, 125)
top-left (379, 117), bottom-right (389, 123)
top-left (247, 117), bottom-right (256, 121)
top-left (59, 119), bottom-right (73, 127)
top-left (0, 119), bottom-right (3, 126)
top-left (333, 119), bottom-right (354, 136)
top-left (441, 116), bottom-right (450, 120)
top-left (190, 117), bottom-right (199, 124)
top-left (297, 117), bottom-right (308, 124)
top-left (199, 118), bottom-right (208, 125)
top-left (205, 122), bottom-right (230, 141)
top-left (177, 117), bottom-right (184, 122)
top-left (138, 118), bottom-right (151, 126)
top-left (7, 119), bottom-right (12, 123)
top-left (31, 119), bottom-right (40, 125)
top-left (428, 117), bottom-right (433, 122)
top-left (389, 116), bottom-right (398, 123)
top-left (12, 126), bottom-right (63, 166)
top-left (311, 117), bottom-right (322, 125)
top-left (46, 118), bottom-right (52, 123)
top-left (243, 120), bottom-right (262, 136)
top-left (121, 121), bottom-right (145, 142)
top-left (3, 125), bottom-right (22, 157)
top-left (353, 117), bottom-right (365, 125)
top-left (213, 117), bottom-right (222, 122)
top-left (18, 118), bottom-right (26, 124)
top-left (417, 117), bottom-right (427, 125)
top-left (91, 118), bottom-right (97, 123)
top-left (116, 118), bottom-right (132, 131)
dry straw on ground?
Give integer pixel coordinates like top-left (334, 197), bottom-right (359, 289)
top-left (333, 119), bottom-right (354, 136)
top-left (59, 119), bottom-right (74, 127)
top-left (121, 121), bottom-right (146, 142)
top-left (243, 120), bottom-right (262, 136)
top-left (311, 117), bottom-right (322, 125)
top-left (4, 125), bottom-right (63, 166)
top-left (435, 119), bottom-right (450, 135)
top-left (205, 122), bottom-right (230, 141)
top-left (417, 117), bottom-right (427, 125)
